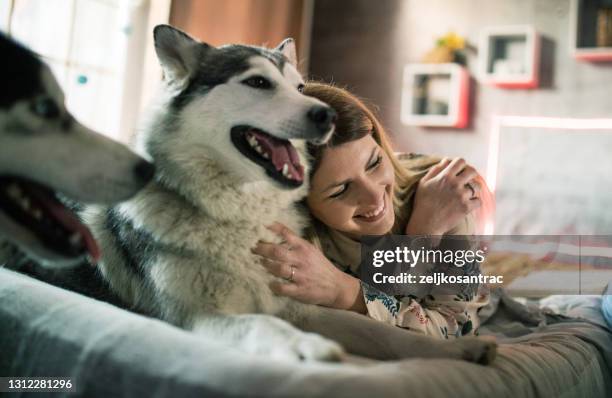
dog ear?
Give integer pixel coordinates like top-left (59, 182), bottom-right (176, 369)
top-left (153, 24), bottom-right (210, 88)
top-left (276, 38), bottom-right (297, 67)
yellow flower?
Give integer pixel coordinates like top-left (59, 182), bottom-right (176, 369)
top-left (439, 32), bottom-right (465, 50)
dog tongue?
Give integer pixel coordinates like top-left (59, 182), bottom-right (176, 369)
top-left (45, 199), bottom-right (101, 262)
top-left (27, 185), bottom-right (101, 262)
top-left (251, 130), bottom-right (304, 182)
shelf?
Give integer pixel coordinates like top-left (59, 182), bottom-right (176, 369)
top-left (400, 63), bottom-right (469, 128)
top-left (570, 0), bottom-right (612, 61)
top-left (478, 25), bottom-right (540, 88)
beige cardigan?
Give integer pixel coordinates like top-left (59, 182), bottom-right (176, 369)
top-left (312, 153), bottom-right (490, 339)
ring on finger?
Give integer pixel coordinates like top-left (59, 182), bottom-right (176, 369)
top-left (285, 264), bottom-right (296, 283)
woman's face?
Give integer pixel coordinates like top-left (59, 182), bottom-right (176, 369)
top-left (307, 134), bottom-right (396, 240)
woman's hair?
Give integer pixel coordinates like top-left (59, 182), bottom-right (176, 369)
top-left (303, 82), bottom-right (412, 187)
top-left (301, 82), bottom-right (426, 247)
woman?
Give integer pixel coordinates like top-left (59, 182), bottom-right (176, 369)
top-left (252, 82), bottom-right (492, 339)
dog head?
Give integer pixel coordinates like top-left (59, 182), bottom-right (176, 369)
top-left (0, 33), bottom-right (155, 266)
top-left (145, 25), bottom-right (335, 192)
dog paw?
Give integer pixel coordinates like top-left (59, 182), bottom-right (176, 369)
top-left (273, 332), bottom-right (345, 362)
top-left (234, 315), bottom-right (345, 362)
top-left (456, 336), bottom-right (497, 365)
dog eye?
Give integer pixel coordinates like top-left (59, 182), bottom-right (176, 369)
top-left (242, 76), bottom-right (272, 90)
top-left (31, 98), bottom-right (60, 119)
top-left (297, 84), bottom-right (305, 93)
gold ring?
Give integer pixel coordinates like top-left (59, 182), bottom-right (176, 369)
top-left (287, 265), bottom-right (296, 283)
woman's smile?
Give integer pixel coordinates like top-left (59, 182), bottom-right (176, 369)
top-left (354, 191), bottom-right (387, 223)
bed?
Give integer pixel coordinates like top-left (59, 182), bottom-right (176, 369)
top-left (1, 267), bottom-right (610, 398)
top-left (3, 119), bottom-right (612, 396)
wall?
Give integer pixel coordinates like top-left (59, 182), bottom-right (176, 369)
top-left (170, 0), bottom-right (313, 73)
top-left (309, 0), bottom-right (612, 172)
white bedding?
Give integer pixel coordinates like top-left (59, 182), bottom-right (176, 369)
top-left (1, 268), bottom-right (610, 398)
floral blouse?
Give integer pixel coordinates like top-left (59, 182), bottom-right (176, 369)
top-left (319, 227), bottom-right (490, 339)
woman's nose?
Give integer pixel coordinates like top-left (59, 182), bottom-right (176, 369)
top-left (357, 178), bottom-right (382, 206)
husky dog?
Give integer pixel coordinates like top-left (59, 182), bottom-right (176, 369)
top-left (0, 33), bottom-right (155, 268)
top-left (84, 25), bottom-right (496, 363)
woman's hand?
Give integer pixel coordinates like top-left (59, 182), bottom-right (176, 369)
top-left (406, 157), bottom-right (482, 236)
top-left (251, 222), bottom-right (366, 313)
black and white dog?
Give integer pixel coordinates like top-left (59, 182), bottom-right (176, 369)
top-left (83, 25), bottom-right (497, 364)
top-left (0, 33), bottom-right (155, 268)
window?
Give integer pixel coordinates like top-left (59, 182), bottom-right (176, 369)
top-left (1, 0), bottom-right (170, 142)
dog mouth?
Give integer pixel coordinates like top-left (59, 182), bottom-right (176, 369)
top-left (0, 177), bottom-right (100, 261)
top-left (230, 126), bottom-right (304, 187)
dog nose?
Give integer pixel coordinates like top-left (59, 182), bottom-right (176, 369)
top-left (308, 106), bottom-right (337, 133)
top-left (133, 160), bottom-right (156, 183)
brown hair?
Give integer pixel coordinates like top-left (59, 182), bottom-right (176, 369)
top-left (301, 82), bottom-right (428, 246)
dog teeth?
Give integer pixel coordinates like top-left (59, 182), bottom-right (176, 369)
top-left (31, 208), bottom-right (43, 220)
top-left (246, 135), bottom-right (269, 157)
top-left (280, 164), bottom-right (298, 180)
top-left (247, 135), bottom-right (257, 146)
top-left (6, 183), bottom-right (31, 211)
top-left (5, 183), bottom-right (44, 216)
top-left (69, 233), bottom-right (82, 247)
top-left (6, 183), bottom-right (22, 200)
top-left (21, 197), bottom-right (31, 211)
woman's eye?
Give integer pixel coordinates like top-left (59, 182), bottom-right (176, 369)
top-left (31, 97), bottom-right (60, 119)
top-left (297, 84), bottom-right (305, 93)
top-left (367, 155), bottom-right (383, 171)
top-left (329, 185), bottom-right (348, 199)
top-left (242, 76), bottom-right (272, 89)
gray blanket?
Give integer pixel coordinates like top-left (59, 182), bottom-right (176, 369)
top-left (1, 268), bottom-right (611, 397)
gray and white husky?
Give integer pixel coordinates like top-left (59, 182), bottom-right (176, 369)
top-left (84, 25), bottom-right (496, 363)
top-left (0, 33), bottom-right (154, 268)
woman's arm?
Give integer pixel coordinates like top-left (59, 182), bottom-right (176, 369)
top-left (251, 222), bottom-right (366, 313)
top-left (252, 223), bottom-right (485, 338)
top-left (334, 273), bottom-right (367, 313)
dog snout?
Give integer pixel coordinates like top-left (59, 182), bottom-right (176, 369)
top-left (133, 160), bottom-right (156, 183)
top-left (308, 106), bottom-right (337, 135)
